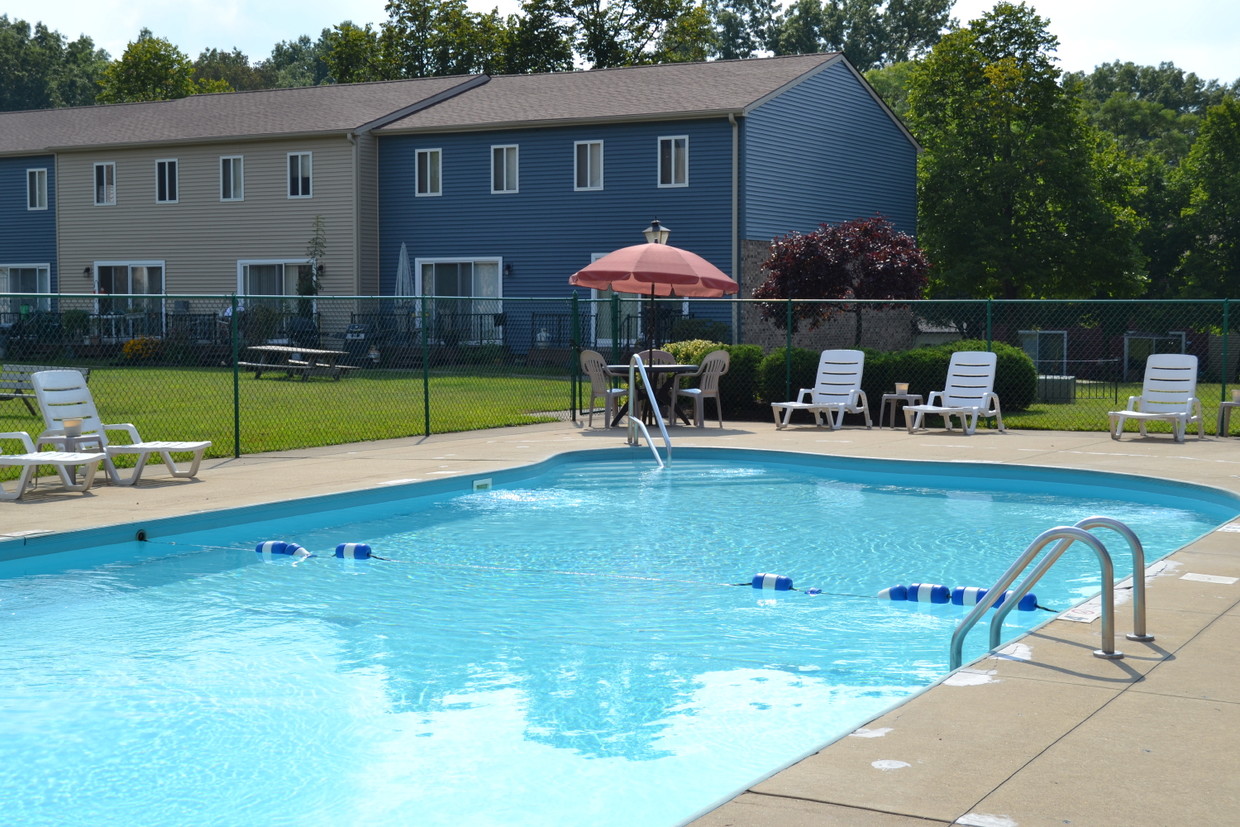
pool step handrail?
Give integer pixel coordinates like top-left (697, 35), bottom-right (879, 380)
top-left (990, 517), bottom-right (1152, 647)
top-left (950, 525), bottom-right (1122, 671)
top-left (625, 354), bottom-right (671, 467)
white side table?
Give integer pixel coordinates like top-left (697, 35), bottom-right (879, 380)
top-left (1218, 401), bottom-right (1240, 436)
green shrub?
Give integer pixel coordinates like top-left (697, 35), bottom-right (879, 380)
top-left (756, 347), bottom-right (822, 403)
top-left (863, 340), bottom-right (1036, 411)
top-left (665, 340), bottom-right (765, 416)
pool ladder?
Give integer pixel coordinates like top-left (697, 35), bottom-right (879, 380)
top-left (624, 354), bottom-right (671, 467)
top-left (949, 517), bottom-right (1153, 671)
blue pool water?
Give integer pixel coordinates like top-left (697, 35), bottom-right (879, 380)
top-left (2, 448), bottom-right (1236, 826)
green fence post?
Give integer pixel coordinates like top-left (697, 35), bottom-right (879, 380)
top-left (421, 294), bottom-right (431, 436)
top-left (1224, 298), bottom-right (1230, 402)
top-left (610, 293), bottom-right (620, 363)
top-left (230, 294), bottom-right (240, 458)
top-left (985, 299), bottom-right (993, 351)
top-left (570, 293), bottom-right (581, 420)
top-left (785, 297), bottom-right (794, 401)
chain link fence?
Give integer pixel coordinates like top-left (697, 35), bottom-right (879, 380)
top-left (3, 294), bottom-right (1240, 462)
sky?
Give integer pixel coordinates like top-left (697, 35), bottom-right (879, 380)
top-left (4, 0), bottom-right (1237, 84)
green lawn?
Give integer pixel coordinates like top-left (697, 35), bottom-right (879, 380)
top-left (0, 366), bottom-right (577, 462)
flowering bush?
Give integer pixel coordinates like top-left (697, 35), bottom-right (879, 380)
top-left (122, 336), bottom-right (161, 361)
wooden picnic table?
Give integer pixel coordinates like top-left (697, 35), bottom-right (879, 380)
top-left (238, 345), bottom-right (359, 381)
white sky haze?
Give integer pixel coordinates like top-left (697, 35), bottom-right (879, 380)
top-left (4, 1), bottom-right (1237, 84)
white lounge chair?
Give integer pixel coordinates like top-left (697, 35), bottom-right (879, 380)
top-left (771, 349), bottom-right (872, 430)
top-left (580, 350), bottom-right (627, 428)
top-left (904, 351), bottom-right (1005, 435)
top-left (0, 430), bottom-right (104, 500)
top-left (32, 369), bottom-right (211, 486)
top-left (1109, 354), bottom-right (1203, 442)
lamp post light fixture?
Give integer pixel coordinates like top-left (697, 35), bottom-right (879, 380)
top-left (83, 266), bottom-right (92, 280)
top-left (642, 218), bottom-right (670, 244)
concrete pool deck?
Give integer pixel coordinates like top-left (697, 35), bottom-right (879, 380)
top-left (4, 419), bottom-right (1239, 825)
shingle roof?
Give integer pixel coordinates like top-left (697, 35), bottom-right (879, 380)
top-left (0, 75), bottom-right (483, 155)
top-left (378, 54), bottom-right (842, 132)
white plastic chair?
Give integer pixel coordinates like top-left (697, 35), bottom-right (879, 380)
top-left (0, 431), bottom-right (104, 500)
top-left (904, 351), bottom-right (1005, 435)
top-left (580, 350), bottom-right (627, 428)
top-left (675, 350), bottom-right (730, 428)
top-left (32, 370), bottom-right (211, 486)
top-left (770, 349), bottom-right (872, 430)
top-left (1109, 354), bottom-right (1203, 442)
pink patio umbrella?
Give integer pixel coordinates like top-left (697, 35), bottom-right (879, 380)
top-left (569, 241), bottom-right (739, 352)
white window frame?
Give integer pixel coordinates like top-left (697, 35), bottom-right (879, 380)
top-left (288, 152), bottom-right (312, 198)
top-left (491, 145), bottom-right (518, 194)
top-left (26, 168), bottom-right (48, 211)
top-left (156, 159), bottom-right (178, 204)
top-left (658, 135), bottom-right (688, 187)
top-left (237, 259), bottom-right (313, 297)
top-left (220, 156), bottom-right (244, 201)
top-left (94, 162), bottom-right (116, 206)
top-left (416, 148), bottom-right (442, 197)
top-left (0, 264), bottom-right (52, 312)
top-left (574, 141), bottom-right (603, 191)
top-left (414, 257), bottom-right (504, 344)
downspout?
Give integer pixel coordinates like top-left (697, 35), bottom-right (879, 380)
top-left (346, 131), bottom-right (361, 294)
top-left (729, 112), bottom-right (740, 344)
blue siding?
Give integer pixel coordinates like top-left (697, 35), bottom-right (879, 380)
top-left (0, 154), bottom-right (58, 285)
top-left (743, 61), bottom-right (918, 241)
top-left (378, 119), bottom-right (736, 300)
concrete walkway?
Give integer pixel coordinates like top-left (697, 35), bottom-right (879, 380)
top-left (4, 419), bottom-right (1240, 825)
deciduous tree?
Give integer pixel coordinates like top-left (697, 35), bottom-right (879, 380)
top-left (98, 29), bottom-right (198, 102)
top-left (752, 215), bottom-right (928, 333)
top-left (907, 2), bottom-right (1144, 299)
top-left (1176, 97), bottom-right (1240, 297)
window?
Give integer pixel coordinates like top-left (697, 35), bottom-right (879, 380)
top-left (288, 152), bottom-right (312, 198)
top-left (416, 258), bottom-right (503, 344)
top-left (26, 169), bottom-right (48, 210)
top-left (574, 141), bottom-right (603, 191)
top-left (658, 136), bottom-right (688, 187)
top-left (94, 162), bottom-right (116, 205)
top-left (156, 159), bottom-right (178, 204)
top-left (491, 145), bottom-right (518, 194)
top-left (0, 265), bottom-right (52, 313)
top-left (416, 149), bottom-right (442, 196)
top-left (95, 263), bottom-right (164, 320)
top-left (241, 261), bottom-right (312, 298)
top-left (221, 156), bottom-right (244, 201)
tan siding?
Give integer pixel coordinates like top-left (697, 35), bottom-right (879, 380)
top-left (57, 135), bottom-right (361, 296)
top-left (355, 132), bottom-right (380, 294)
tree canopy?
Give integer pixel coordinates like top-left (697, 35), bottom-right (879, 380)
top-left (907, 2), bottom-right (1144, 300)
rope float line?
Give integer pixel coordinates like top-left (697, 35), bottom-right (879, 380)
top-left (243, 544), bottom-right (1051, 611)
top-left (878, 583), bottom-right (1040, 612)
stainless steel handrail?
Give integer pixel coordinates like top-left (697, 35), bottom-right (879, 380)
top-left (950, 526), bottom-right (1122, 671)
top-left (625, 355), bottom-right (671, 467)
top-left (991, 517), bottom-right (1152, 645)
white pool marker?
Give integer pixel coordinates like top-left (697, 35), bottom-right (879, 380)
top-left (871, 759), bottom-right (910, 771)
top-left (944, 669), bottom-right (997, 686)
top-left (472, 478), bottom-right (493, 492)
top-left (956, 814), bottom-right (1018, 827)
top-left (1181, 572), bottom-right (1238, 584)
top-left (850, 727), bottom-right (892, 738)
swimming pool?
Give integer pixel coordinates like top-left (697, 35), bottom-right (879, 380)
top-left (2, 447), bottom-right (1236, 826)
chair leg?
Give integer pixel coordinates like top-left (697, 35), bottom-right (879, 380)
top-left (0, 464), bottom-right (35, 500)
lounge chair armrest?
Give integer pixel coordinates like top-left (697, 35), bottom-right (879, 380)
top-left (0, 431), bottom-right (37, 452)
top-left (1126, 395), bottom-right (1142, 410)
top-left (925, 391), bottom-right (943, 406)
top-left (104, 423), bottom-right (144, 443)
top-left (795, 388), bottom-right (813, 403)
